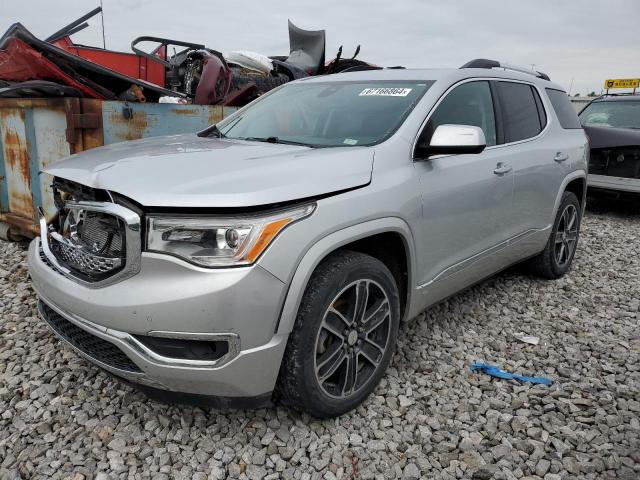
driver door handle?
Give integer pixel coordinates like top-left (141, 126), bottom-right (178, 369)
top-left (554, 152), bottom-right (569, 163)
top-left (493, 162), bottom-right (512, 175)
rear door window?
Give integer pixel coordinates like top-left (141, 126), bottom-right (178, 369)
top-left (546, 89), bottom-right (582, 129)
top-left (496, 82), bottom-right (544, 142)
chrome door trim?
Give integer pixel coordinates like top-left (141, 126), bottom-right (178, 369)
top-left (416, 227), bottom-right (549, 290)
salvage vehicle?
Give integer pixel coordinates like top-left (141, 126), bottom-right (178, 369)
top-left (27, 60), bottom-right (588, 417)
top-left (579, 94), bottom-right (640, 195)
top-left (1, 8), bottom-right (374, 107)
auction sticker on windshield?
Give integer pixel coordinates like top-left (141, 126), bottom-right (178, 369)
top-left (359, 87), bottom-right (412, 97)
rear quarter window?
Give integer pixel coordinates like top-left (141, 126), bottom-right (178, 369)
top-left (496, 82), bottom-right (544, 142)
top-left (546, 89), bottom-right (582, 129)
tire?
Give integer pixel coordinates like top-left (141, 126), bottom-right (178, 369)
top-left (276, 251), bottom-right (401, 418)
top-left (231, 71), bottom-right (289, 93)
top-left (327, 59), bottom-right (373, 74)
top-left (252, 74), bottom-right (289, 93)
top-left (525, 191), bottom-right (581, 279)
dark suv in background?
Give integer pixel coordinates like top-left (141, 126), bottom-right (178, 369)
top-left (580, 94), bottom-right (640, 195)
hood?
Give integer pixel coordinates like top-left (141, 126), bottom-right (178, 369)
top-left (44, 134), bottom-right (374, 208)
top-left (585, 125), bottom-right (640, 149)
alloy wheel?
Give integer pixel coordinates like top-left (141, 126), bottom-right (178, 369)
top-left (313, 279), bottom-right (391, 399)
top-left (554, 204), bottom-right (579, 268)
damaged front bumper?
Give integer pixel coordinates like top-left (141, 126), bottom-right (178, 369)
top-left (27, 238), bottom-right (289, 403)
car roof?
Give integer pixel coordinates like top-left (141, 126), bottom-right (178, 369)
top-left (297, 68), bottom-right (566, 91)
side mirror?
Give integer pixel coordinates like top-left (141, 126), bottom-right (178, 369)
top-left (416, 124), bottom-right (487, 158)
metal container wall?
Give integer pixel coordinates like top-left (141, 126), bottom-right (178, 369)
top-left (101, 101), bottom-right (227, 144)
top-left (0, 98), bottom-right (233, 236)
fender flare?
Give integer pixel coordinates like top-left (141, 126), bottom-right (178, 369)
top-left (551, 171), bottom-right (587, 223)
top-left (275, 217), bottom-right (417, 336)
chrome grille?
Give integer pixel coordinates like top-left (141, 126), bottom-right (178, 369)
top-left (79, 212), bottom-right (124, 255)
top-left (39, 199), bottom-right (142, 288)
top-left (53, 241), bottom-right (122, 273)
top-left (49, 208), bottom-right (125, 279)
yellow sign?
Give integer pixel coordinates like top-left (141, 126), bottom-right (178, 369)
top-left (604, 78), bottom-right (640, 89)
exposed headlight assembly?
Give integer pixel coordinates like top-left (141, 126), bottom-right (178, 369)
top-left (147, 203), bottom-right (315, 267)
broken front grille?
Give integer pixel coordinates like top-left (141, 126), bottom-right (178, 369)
top-left (40, 183), bottom-right (142, 288)
top-left (79, 211), bottom-right (124, 255)
top-left (39, 301), bottom-right (142, 373)
top-left (53, 241), bottom-right (122, 274)
top-left (49, 209), bottom-right (126, 280)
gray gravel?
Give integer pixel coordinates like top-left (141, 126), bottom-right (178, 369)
top-left (1, 204), bottom-right (639, 480)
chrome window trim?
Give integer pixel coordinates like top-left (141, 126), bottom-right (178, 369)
top-left (411, 77), bottom-right (552, 160)
top-left (39, 201), bottom-right (142, 289)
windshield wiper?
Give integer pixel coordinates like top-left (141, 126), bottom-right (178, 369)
top-left (197, 124), bottom-right (225, 138)
top-left (241, 136), bottom-right (315, 147)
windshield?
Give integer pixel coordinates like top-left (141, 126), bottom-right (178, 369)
top-left (216, 80), bottom-right (433, 147)
top-left (579, 100), bottom-right (640, 129)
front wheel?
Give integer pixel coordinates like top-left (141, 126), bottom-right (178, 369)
top-left (276, 251), bottom-right (400, 418)
top-left (525, 191), bottom-right (582, 279)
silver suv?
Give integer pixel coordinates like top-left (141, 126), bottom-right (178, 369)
top-left (27, 60), bottom-right (588, 417)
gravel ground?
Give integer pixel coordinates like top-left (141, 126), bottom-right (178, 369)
top-left (1, 202), bottom-right (639, 480)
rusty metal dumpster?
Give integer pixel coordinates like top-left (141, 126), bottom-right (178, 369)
top-left (0, 98), bottom-right (234, 239)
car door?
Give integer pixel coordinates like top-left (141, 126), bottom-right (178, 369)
top-left (493, 81), bottom-right (571, 256)
top-left (412, 80), bottom-right (515, 306)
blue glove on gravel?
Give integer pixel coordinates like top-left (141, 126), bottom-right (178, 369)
top-left (471, 362), bottom-right (554, 386)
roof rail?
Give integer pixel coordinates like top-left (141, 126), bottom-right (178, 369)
top-left (460, 58), bottom-right (550, 81)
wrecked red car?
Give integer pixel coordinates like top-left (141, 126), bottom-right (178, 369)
top-left (0, 8), bottom-right (380, 107)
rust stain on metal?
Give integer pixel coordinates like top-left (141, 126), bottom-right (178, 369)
top-left (1, 212), bottom-right (38, 236)
top-left (208, 106), bottom-right (224, 125)
top-left (2, 125), bottom-right (32, 218)
top-left (109, 109), bottom-right (148, 141)
top-left (80, 99), bottom-right (105, 150)
top-left (0, 98), bottom-right (66, 110)
top-left (3, 129), bottom-right (29, 178)
top-left (7, 191), bottom-right (32, 221)
top-left (173, 108), bottom-right (199, 116)
top-left (64, 97), bottom-right (84, 154)
top-left (83, 124), bottom-right (105, 150)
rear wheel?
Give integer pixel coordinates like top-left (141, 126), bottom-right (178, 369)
top-left (526, 191), bottom-right (581, 279)
top-left (276, 251), bottom-right (400, 418)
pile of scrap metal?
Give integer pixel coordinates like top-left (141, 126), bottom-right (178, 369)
top-left (0, 8), bottom-right (180, 102)
top-left (0, 8), bottom-right (380, 107)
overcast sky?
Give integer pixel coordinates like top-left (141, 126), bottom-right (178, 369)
top-left (3, 0), bottom-right (638, 95)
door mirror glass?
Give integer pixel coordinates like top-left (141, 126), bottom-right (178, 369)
top-left (418, 124), bottom-right (486, 157)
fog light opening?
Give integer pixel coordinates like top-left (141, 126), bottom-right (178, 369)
top-left (133, 335), bottom-right (229, 361)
